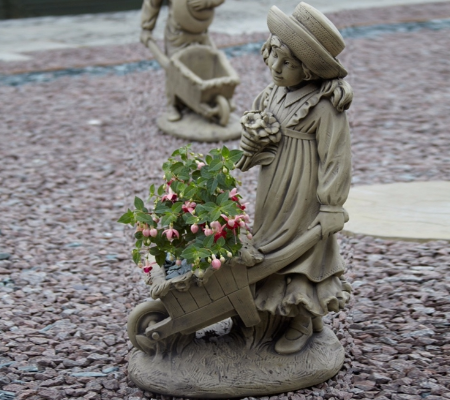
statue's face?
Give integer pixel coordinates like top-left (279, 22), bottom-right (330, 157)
top-left (267, 46), bottom-right (305, 88)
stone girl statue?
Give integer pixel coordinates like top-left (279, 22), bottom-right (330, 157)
top-left (236, 2), bottom-right (353, 355)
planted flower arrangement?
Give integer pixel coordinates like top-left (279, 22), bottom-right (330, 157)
top-left (118, 145), bottom-right (251, 281)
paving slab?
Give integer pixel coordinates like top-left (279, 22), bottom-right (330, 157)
top-left (343, 181), bottom-right (450, 241)
top-left (1, 0), bottom-right (450, 61)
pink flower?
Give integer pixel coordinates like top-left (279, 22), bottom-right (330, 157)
top-left (211, 258), bottom-right (221, 270)
top-left (196, 162), bottom-right (205, 169)
top-left (163, 227), bottom-right (180, 241)
top-left (135, 224), bottom-right (143, 232)
top-left (191, 223), bottom-right (199, 234)
top-left (182, 201), bottom-right (196, 214)
top-left (161, 187), bottom-right (177, 202)
top-left (142, 229), bottom-right (151, 237)
top-left (149, 228), bottom-right (158, 237)
top-left (210, 220), bottom-right (227, 242)
top-left (204, 226), bottom-right (214, 236)
top-left (143, 261), bottom-right (156, 274)
top-left (247, 233), bottom-right (253, 240)
top-left (221, 214), bottom-right (236, 229)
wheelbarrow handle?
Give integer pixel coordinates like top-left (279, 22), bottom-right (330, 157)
top-left (145, 38), bottom-right (170, 70)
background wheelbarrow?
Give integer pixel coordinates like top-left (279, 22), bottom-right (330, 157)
top-left (127, 225), bottom-right (322, 354)
top-left (146, 39), bottom-right (240, 126)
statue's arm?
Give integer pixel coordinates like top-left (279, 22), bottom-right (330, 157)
top-left (309, 102), bottom-right (351, 238)
top-left (141, 0), bottom-right (164, 32)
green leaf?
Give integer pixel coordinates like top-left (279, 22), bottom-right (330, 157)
top-left (134, 196), bottom-right (145, 211)
top-left (135, 231), bottom-right (143, 239)
top-left (216, 237), bottom-right (226, 247)
top-left (183, 214), bottom-right (199, 225)
top-left (229, 149), bottom-right (244, 163)
top-left (217, 192), bottom-right (229, 205)
top-left (155, 252), bottom-right (166, 267)
top-left (171, 161), bottom-right (184, 174)
top-left (171, 202), bottom-right (183, 213)
top-left (205, 155), bottom-right (213, 164)
top-left (210, 208), bottom-right (222, 221)
top-left (132, 249), bottom-right (141, 265)
top-left (210, 178), bottom-right (219, 194)
top-left (209, 158), bottom-right (223, 172)
top-left (117, 209), bottom-right (134, 224)
top-left (135, 239), bottom-right (143, 249)
top-left (184, 184), bottom-right (197, 199)
top-left (135, 212), bottom-right (154, 224)
top-left (157, 184), bottom-right (165, 196)
top-left (149, 184), bottom-right (155, 197)
top-left (154, 203), bottom-right (171, 214)
top-left (203, 235), bottom-right (214, 249)
top-left (221, 146), bottom-right (230, 158)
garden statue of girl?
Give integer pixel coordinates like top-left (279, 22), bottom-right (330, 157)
top-left (127, 2), bottom-right (354, 396)
top-left (235, 1), bottom-right (353, 355)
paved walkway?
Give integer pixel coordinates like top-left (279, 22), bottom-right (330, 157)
top-left (1, 0), bottom-right (449, 61)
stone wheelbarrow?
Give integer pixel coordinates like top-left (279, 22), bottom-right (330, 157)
top-left (127, 225), bottom-right (322, 354)
top-left (146, 39), bottom-right (240, 126)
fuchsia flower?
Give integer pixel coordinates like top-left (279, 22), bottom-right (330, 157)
top-left (229, 188), bottom-right (239, 202)
top-left (211, 255), bottom-right (221, 270)
top-left (203, 225), bottom-right (214, 236)
top-left (191, 223), bottom-right (199, 234)
top-left (182, 201), bottom-right (196, 214)
top-left (143, 260), bottom-right (156, 274)
top-left (210, 220), bottom-right (227, 242)
top-left (161, 187), bottom-right (177, 202)
top-left (163, 227), bottom-right (180, 241)
top-left (142, 228), bottom-right (151, 237)
top-left (196, 161), bottom-right (205, 169)
top-left (149, 228), bottom-right (158, 237)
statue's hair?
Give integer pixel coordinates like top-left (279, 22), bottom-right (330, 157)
top-left (261, 34), bottom-right (353, 111)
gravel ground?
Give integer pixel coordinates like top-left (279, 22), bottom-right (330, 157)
top-left (1, 4), bottom-right (450, 400)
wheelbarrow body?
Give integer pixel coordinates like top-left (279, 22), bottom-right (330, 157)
top-left (145, 39), bottom-right (240, 126)
top-left (128, 226), bottom-right (322, 351)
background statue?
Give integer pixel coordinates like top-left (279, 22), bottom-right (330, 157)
top-left (140, 0), bottom-right (241, 141)
top-left (127, 2), bottom-right (354, 397)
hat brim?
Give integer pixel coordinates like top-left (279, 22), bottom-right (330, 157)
top-left (267, 6), bottom-right (347, 79)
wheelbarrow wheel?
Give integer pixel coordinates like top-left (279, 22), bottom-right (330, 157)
top-left (127, 300), bottom-right (169, 353)
top-left (215, 95), bottom-right (230, 126)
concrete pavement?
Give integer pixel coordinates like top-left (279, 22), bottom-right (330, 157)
top-left (1, 0), bottom-right (450, 61)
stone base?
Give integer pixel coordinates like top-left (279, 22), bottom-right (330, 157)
top-left (128, 326), bottom-right (345, 398)
top-left (157, 111), bottom-right (242, 142)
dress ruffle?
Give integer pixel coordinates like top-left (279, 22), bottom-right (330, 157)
top-left (254, 273), bottom-right (352, 317)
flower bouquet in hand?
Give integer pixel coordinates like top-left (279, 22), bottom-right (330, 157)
top-left (235, 110), bottom-right (281, 171)
top-left (118, 145), bottom-right (252, 283)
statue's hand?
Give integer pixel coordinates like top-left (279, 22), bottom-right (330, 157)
top-left (307, 211), bottom-right (345, 239)
top-left (140, 30), bottom-right (153, 46)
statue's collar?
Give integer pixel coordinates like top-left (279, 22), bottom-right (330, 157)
top-left (275, 82), bottom-right (320, 107)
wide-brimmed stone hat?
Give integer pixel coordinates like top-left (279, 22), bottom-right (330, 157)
top-left (267, 2), bottom-right (347, 79)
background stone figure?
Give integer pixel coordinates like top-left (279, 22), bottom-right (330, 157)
top-left (236, 2), bottom-right (353, 355)
top-left (140, 0), bottom-right (225, 122)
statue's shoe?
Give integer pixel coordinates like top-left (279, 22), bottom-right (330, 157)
top-left (274, 316), bottom-right (313, 355)
top-left (167, 106), bottom-right (182, 122)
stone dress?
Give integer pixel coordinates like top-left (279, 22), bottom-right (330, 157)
top-left (245, 80), bottom-right (352, 319)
